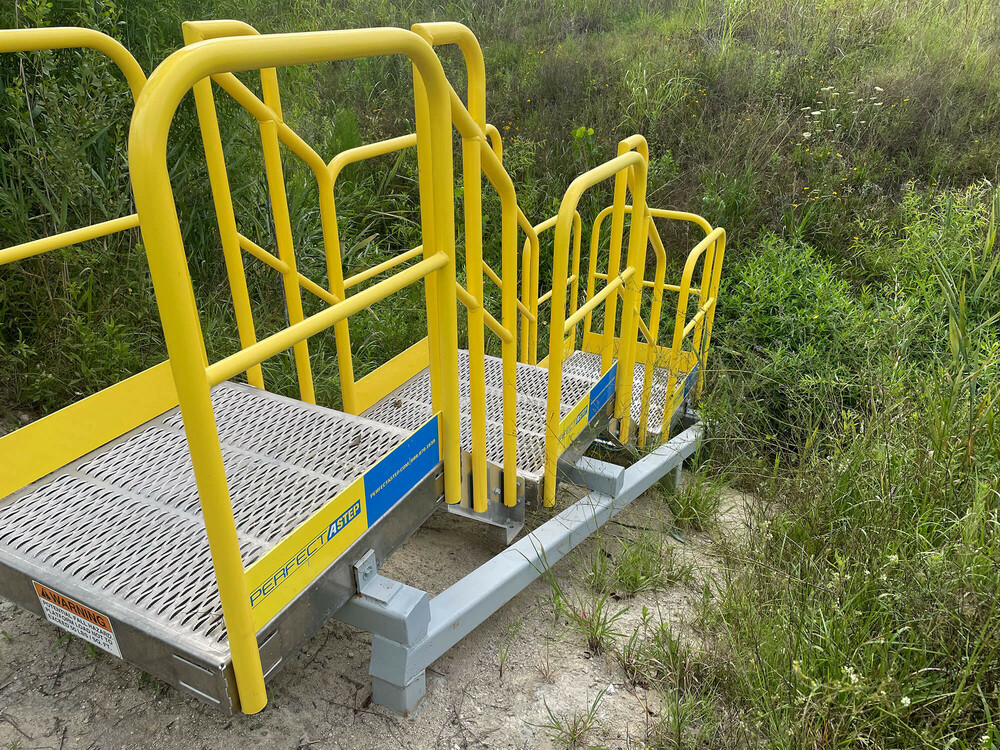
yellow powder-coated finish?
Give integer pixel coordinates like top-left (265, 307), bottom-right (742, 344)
top-left (542, 149), bottom-right (648, 506)
top-left (127, 27), bottom-right (461, 714)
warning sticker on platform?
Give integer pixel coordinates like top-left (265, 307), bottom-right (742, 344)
top-left (33, 581), bottom-right (121, 658)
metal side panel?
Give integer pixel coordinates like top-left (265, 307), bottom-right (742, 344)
top-left (0, 383), bottom-right (439, 713)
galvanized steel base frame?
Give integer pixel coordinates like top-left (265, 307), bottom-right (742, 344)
top-left (334, 417), bottom-right (704, 714)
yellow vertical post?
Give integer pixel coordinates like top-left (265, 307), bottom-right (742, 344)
top-left (543, 210), bottom-right (574, 507)
top-left (412, 62), bottom-right (462, 508)
top-left (182, 23), bottom-right (264, 390)
top-left (259, 109), bottom-right (315, 403)
top-left (316, 170), bottom-right (357, 413)
top-left (614, 158), bottom-right (649, 445)
top-left (129, 61), bottom-right (266, 715)
top-left (520, 237), bottom-right (533, 362)
top-left (600, 170), bottom-right (629, 375)
top-left (566, 210), bottom-right (583, 349)
top-left (637, 216), bottom-right (667, 445)
top-left (693, 232), bottom-right (725, 398)
top-left (583, 206), bottom-right (614, 341)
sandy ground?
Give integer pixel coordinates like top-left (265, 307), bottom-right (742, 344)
top-left (0, 477), bottom-right (735, 750)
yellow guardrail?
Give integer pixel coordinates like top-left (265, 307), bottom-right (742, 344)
top-left (0, 29), bottom-right (170, 501)
top-left (128, 26), bottom-right (462, 714)
top-left (582, 203), bottom-right (724, 446)
top-left (1, 20), bottom-right (726, 716)
top-left (541, 147), bottom-right (650, 506)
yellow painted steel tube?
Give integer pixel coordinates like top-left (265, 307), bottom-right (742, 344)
top-left (183, 22), bottom-right (266, 390)
top-left (636, 219), bottom-right (668, 445)
top-left (609, 140), bottom-right (649, 445)
top-left (326, 132), bottom-right (418, 412)
top-left (419, 25), bottom-right (520, 507)
top-left (202, 59), bottom-right (359, 411)
top-left (455, 285), bottom-right (515, 344)
top-left (207, 254), bottom-right (447, 387)
top-left (238, 234), bottom-right (341, 307)
top-left (583, 205), bottom-right (614, 340)
top-left (563, 267), bottom-right (633, 333)
top-left (344, 245), bottom-right (424, 288)
top-left (260, 121), bottom-right (315, 403)
top-left (542, 150), bottom-right (647, 506)
top-left (0, 27), bottom-right (146, 96)
top-left (128, 28), bottom-right (459, 714)
top-left (0, 214), bottom-right (139, 266)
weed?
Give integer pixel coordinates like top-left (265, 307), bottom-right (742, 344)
top-left (1, 630), bottom-right (11, 643)
top-left (498, 617), bottom-right (523, 681)
top-left (537, 686), bottom-right (607, 748)
top-left (563, 593), bottom-right (626, 655)
top-left (138, 670), bottom-right (168, 696)
top-left (663, 474), bottom-right (722, 532)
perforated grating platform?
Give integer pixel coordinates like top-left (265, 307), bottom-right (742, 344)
top-left (363, 350), bottom-right (601, 482)
top-left (0, 384), bottom-right (410, 652)
top-left (562, 350), bottom-right (690, 440)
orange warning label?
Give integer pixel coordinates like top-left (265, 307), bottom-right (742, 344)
top-left (33, 581), bottom-right (121, 658)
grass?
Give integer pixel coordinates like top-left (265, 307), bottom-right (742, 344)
top-left (663, 473), bottom-right (724, 532)
top-left (537, 686), bottom-right (607, 749)
top-left (2, 0), bottom-right (1000, 747)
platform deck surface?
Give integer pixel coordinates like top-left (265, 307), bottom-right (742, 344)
top-left (562, 350), bottom-right (686, 439)
top-left (362, 350), bottom-right (606, 481)
top-left (362, 349), bottom-right (686, 482)
top-left (0, 384), bottom-right (407, 659)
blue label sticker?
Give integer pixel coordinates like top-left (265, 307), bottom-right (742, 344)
top-left (588, 362), bottom-right (618, 420)
top-left (363, 414), bottom-right (440, 524)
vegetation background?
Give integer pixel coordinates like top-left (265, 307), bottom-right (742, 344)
top-left (1, 0), bottom-right (998, 747)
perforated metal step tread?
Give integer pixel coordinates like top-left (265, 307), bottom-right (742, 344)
top-left (0, 384), bottom-right (409, 656)
top-left (562, 350), bottom-right (692, 440)
top-left (362, 350), bottom-right (601, 482)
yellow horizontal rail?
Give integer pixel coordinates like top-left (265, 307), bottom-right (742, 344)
top-left (455, 284), bottom-right (515, 344)
top-left (563, 267), bottom-right (633, 333)
top-left (344, 245), bottom-right (425, 289)
top-left (0, 213), bottom-right (140, 266)
top-left (237, 234), bottom-right (341, 306)
top-left (484, 261), bottom-right (535, 323)
top-left (0, 27), bottom-right (146, 96)
top-left (207, 253), bottom-right (448, 387)
top-left (328, 132), bottom-right (417, 175)
top-left (592, 271), bottom-right (700, 296)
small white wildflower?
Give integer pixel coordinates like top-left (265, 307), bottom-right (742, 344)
top-left (874, 102), bottom-right (883, 107)
top-left (811, 110), bottom-right (821, 115)
top-left (874, 85), bottom-right (884, 92)
top-left (900, 696), bottom-right (911, 707)
top-left (803, 132), bottom-right (812, 138)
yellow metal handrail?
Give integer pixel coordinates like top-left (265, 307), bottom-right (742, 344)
top-left (584, 201), bottom-right (721, 445)
top-left (0, 29), bottom-right (169, 501)
top-left (541, 147), bottom-right (650, 506)
top-left (128, 27), bottom-right (461, 715)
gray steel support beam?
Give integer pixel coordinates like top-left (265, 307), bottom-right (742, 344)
top-left (558, 455), bottom-right (625, 496)
top-left (335, 420), bottom-right (703, 714)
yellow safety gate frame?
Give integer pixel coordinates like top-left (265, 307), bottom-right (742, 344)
top-left (0, 20), bottom-right (726, 715)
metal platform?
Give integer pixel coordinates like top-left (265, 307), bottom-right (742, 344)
top-left (362, 350), bottom-right (615, 521)
top-left (563, 350), bottom-right (695, 444)
top-left (0, 383), bottom-right (443, 713)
